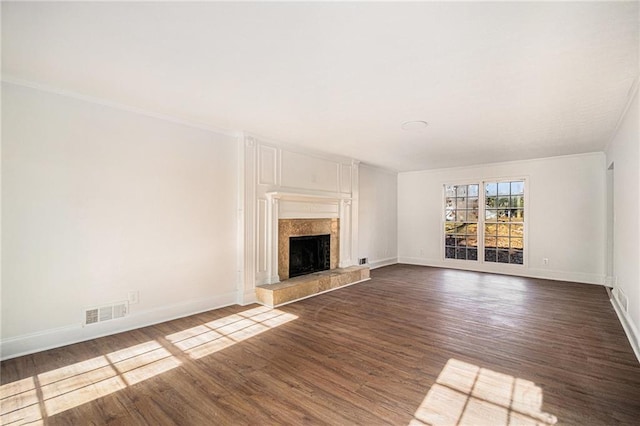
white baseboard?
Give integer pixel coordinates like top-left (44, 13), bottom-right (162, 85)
top-left (368, 257), bottom-right (398, 270)
top-left (608, 288), bottom-right (640, 364)
top-left (240, 289), bottom-right (258, 306)
top-left (398, 257), bottom-right (605, 285)
top-left (0, 291), bottom-right (237, 361)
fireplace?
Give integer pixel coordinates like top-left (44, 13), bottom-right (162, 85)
top-left (289, 234), bottom-right (330, 278)
top-left (278, 218), bottom-right (339, 281)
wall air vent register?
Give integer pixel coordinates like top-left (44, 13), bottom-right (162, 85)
top-left (84, 301), bottom-right (129, 326)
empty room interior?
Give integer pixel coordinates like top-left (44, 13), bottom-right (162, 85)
top-left (2, 2), bottom-right (640, 425)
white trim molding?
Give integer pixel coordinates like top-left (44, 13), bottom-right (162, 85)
top-left (0, 292), bottom-right (237, 361)
top-left (399, 257), bottom-right (605, 286)
top-left (608, 288), bottom-right (640, 364)
top-left (369, 257), bottom-right (399, 270)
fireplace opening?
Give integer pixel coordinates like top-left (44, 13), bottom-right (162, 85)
top-left (289, 234), bottom-right (331, 278)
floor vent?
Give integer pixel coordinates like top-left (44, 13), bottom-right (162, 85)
top-left (84, 301), bottom-right (128, 326)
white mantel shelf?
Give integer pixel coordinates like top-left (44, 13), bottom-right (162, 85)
top-left (265, 191), bottom-right (352, 202)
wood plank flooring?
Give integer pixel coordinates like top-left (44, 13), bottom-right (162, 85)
top-left (2, 264), bottom-right (640, 425)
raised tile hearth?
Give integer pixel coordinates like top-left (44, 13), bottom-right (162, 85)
top-left (256, 266), bottom-right (370, 307)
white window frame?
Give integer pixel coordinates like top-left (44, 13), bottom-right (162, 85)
top-left (442, 177), bottom-right (528, 267)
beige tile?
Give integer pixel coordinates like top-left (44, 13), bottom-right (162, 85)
top-left (278, 219), bottom-right (340, 280)
top-left (256, 266), bottom-right (369, 307)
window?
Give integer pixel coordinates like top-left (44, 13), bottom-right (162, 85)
top-left (444, 184), bottom-right (479, 261)
top-left (484, 181), bottom-right (524, 265)
top-left (444, 180), bottom-right (525, 265)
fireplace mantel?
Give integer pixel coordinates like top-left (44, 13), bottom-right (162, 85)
top-left (241, 138), bottom-right (359, 304)
top-left (263, 191), bottom-right (356, 284)
top-left (265, 191), bottom-right (352, 203)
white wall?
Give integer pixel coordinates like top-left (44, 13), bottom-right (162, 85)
top-left (398, 153), bottom-right (606, 284)
top-left (606, 86), bottom-right (640, 359)
top-left (359, 164), bottom-right (398, 269)
top-left (1, 83), bottom-right (239, 359)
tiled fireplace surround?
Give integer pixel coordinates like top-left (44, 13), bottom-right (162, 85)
top-left (261, 191), bottom-right (357, 284)
top-left (278, 218), bottom-right (340, 281)
top-left (255, 192), bottom-right (369, 306)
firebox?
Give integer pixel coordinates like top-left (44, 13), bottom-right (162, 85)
top-left (289, 234), bottom-right (331, 278)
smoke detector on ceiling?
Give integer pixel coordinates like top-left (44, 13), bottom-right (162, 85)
top-left (401, 120), bottom-right (428, 131)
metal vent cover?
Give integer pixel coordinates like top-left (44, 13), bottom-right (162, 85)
top-left (85, 308), bottom-right (99, 325)
top-left (84, 301), bottom-right (128, 326)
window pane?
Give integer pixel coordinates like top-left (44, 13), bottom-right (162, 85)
top-left (445, 236), bottom-right (455, 246)
top-left (467, 210), bottom-right (478, 221)
top-left (485, 249), bottom-right (497, 262)
top-left (446, 209), bottom-right (456, 221)
top-left (497, 210), bottom-right (510, 221)
top-left (510, 223), bottom-right (524, 237)
top-left (510, 196), bottom-right (524, 208)
top-left (497, 237), bottom-right (510, 249)
top-left (497, 224), bottom-right (510, 236)
top-left (468, 197), bottom-right (479, 210)
top-left (486, 209), bottom-right (497, 221)
top-left (485, 223), bottom-right (498, 235)
top-left (497, 250), bottom-right (510, 263)
top-left (511, 209), bottom-right (524, 222)
top-left (467, 223), bottom-right (478, 234)
top-left (456, 236), bottom-right (468, 246)
top-left (510, 238), bottom-right (523, 249)
top-left (445, 185), bottom-right (456, 197)
top-left (446, 197), bottom-right (456, 208)
top-left (445, 223), bottom-right (457, 234)
top-left (485, 236), bottom-right (497, 248)
top-left (466, 237), bottom-right (478, 247)
top-left (456, 247), bottom-right (466, 259)
top-left (467, 249), bottom-right (478, 260)
top-left (454, 222), bottom-right (465, 234)
top-left (445, 247), bottom-right (456, 259)
top-left (498, 182), bottom-right (510, 195)
top-left (511, 181), bottom-right (524, 195)
top-left (510, 250), bottom-right (524, 264)
top-left (498, 197), bottom-right (510, 208)
top-left (486, 196), bottom-right (497, 208)
top-left (485, 183), bottom-right (497, 196)
top-left (456, 198), bottom-right (467, 209)
top-left (456, 210), bottom-right (467, 221)
top-left (468, 185), bottom-right (479, 197)
top-left (456, 186), bottom-right (467, 197)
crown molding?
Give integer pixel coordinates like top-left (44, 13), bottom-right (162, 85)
top-left (2, 76), bottom-right (241, 138)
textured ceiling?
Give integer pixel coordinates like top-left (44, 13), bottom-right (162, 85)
top-left (2, 2), bottom-right (638, 171)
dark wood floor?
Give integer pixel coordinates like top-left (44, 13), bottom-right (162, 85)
top-left (2, 264), bottom-right (640, 425)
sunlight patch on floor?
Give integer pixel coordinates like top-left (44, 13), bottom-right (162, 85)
top-left (0, 377), bottom-right (42, 425)
top-left (165, 305), bottom-right (298, 359)
top-left (1, 340), bottom-right (180, 424)
top-left (410, 358), bottom-right (557, 426)
top-left (0, 306), bottom-right (297, 423)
